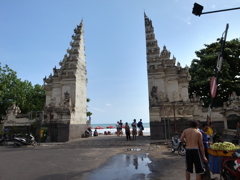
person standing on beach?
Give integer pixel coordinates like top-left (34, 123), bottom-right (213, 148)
top-left (180, 120), bottom-right (208, 180)
top-left (116, 121), bottom-right (121, 136)
top-left (119, 120), bottom-right (123, 136)
top-left (125, 122), bottom-right (131, 141)
top-left (137, 119), bottom-right (143, 136)
top-left (131, 119), bottom-right (137, 140)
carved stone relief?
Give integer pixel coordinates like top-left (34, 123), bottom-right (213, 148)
top-left (177, 62), bottom-right (181, 68)
top-left (60, 91), bottom-right (73, 111)
top-left (172, 91), bottom-right (180, 102)
top-left (149, 86), bottom-right (158, 106)
top-left (159, 91), bottom-right (168, 102)
top-left (6, 103), bottom-right (21, 115)
top-left (177, 106), bottom-right (194, 116)
top-left (160, 45), bottom-right (171, 59)
top-left (49, 97), bottom-right (56, 107)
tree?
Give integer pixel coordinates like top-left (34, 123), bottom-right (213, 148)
top-left (0, 63), bottom-right (45, 119)
top-left (86, 98), bottom-right (92, 118)
top-left (24, 84), bottom-right (45, 113)
top-left (189, 38), bottom-right (240, 107)
top-left (0, 63), bottom-right (18, 118)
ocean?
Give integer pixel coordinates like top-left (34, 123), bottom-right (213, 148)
top-left (91, 123), bottom-right (150, 135)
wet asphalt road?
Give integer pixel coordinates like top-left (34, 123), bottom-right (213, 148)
top-left (0, 136), bottom-right (220, 180)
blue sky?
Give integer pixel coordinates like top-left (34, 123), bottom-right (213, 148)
top-left (1, 0), bottom-right (240, 124)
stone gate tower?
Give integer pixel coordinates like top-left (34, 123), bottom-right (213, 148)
top-left (144, 13), bottom-right (204, 139)
top-left (43, 20), bottom-right (87, 142)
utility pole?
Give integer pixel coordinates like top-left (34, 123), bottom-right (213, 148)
top-left (208, 24), bottom-right (229, 120)
top-left (192, 3), bottom-right (240, 16)
top-left (192, 3), bottom-right (230, 121)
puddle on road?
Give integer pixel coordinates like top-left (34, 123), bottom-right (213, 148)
top-left (84, 153), bottom-right (152, 180)
top-left (126, 148), bottom-right (142, 151)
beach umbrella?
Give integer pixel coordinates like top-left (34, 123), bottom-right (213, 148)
top-left (106, 125), bottom-right (115, 135)
top-left (95, 126), bottom-right (104, 129)
top-left (106, 126), bottom-right (115, 129)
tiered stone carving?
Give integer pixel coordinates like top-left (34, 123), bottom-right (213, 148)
top-left (41, 20), bottom-right (88, 141)
top-left (160, 45), bottom-right (171, 59)
top-left (144, 12), bottom-right (199, 124)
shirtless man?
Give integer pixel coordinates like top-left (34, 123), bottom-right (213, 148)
top-left (180, 121), bottom-right (208, 180)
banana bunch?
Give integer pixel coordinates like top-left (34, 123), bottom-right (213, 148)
top-left (210, 142), bottom-right (236, 151)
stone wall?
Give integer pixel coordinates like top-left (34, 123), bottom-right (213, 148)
top-left (39, 123), bottom-right (88, 142)
top-left (150, 120), bottom-right (224, 140)
top-left (69, 124), bottom-right (87, 140)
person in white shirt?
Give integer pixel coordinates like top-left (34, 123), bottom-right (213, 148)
top-left (131, 119), bottom-right (137, 140)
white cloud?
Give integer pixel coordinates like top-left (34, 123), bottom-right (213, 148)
top-left (94, 108), bottom-right (105, 112)
top-left (211, 4), bottom-right (216, 9)
top-left (184, 17), bottom-right (191, 25)
top-left (105, 103), bottom-right (112, 107)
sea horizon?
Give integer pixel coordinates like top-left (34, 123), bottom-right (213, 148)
top-left (90, 123), bottom-right (150, 135)
top-left (90, 122), bottom-right (150, 129)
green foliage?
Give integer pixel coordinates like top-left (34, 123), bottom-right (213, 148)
top-left (189, 38), bottom-right (240, 107)
top-left (0, 63), bottom-right (45, 119)
top-left (86, 111), bottom-right (92, 117)
top-left (86, 98), bottom-right (92, 117)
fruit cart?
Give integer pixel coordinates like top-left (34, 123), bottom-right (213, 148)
top-left (207, 142), bottom-right (240, 179)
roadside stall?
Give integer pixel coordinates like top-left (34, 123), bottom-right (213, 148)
top-left (207, 142), bottom-right (240, 179)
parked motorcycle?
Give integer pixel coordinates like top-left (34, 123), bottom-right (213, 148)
top-left (222, 149), bottom-right (240, 180)
top-left (14, 133), bottom-right (37, 148)
top-left (0, 133), bottom-right (8, 146)
top-left (171, 134), bottom-right (186, 156)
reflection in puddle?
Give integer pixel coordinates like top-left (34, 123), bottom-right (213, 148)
top-left (85, 153), bottom-right (152, 180)
top-left (126, 148), bottom-right (142, 151)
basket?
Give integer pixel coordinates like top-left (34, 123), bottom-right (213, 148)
top-left (207, 148), bottom-right (234, 157)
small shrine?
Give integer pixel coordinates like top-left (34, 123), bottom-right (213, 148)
top-left (2, 103), bottom-right (32, 133)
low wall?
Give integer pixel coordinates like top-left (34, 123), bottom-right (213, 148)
top-left (37, 123), bottom-right (88, 142)
top-left (150, 120), bottom-right (224, 140)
